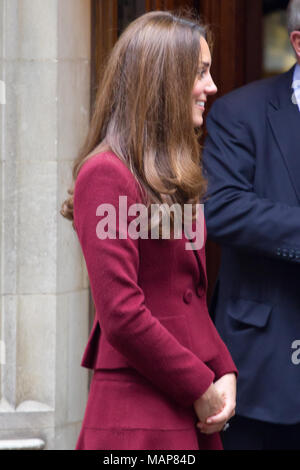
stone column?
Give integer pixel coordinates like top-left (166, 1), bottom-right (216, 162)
top-left (0, 0), bottom-right (91, 449)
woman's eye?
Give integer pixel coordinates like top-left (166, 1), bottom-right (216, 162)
top-left (197, 69), bottom-right (206, 79)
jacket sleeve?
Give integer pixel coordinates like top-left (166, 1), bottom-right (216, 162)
top-left (206, 319), bottom-right (238, 381)
top-left (203, 97), bottom-right (300, 263)
top-left (73, 155), bottom-right (215, 408)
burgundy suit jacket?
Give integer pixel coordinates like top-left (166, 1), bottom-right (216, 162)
top-left (74, 151), bottom-right (237, 410)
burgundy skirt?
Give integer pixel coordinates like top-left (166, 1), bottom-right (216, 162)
top-left (75, 368), bottom-right (223, 450)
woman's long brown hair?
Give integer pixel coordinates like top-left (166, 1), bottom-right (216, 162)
top-left (61, 11), bottom-right (210, 230)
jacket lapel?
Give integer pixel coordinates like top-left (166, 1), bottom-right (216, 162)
top-left (268, 65), bottom-right (300, 203)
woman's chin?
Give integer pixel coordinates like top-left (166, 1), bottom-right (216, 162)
top-left (192, 113), bottom-right (204, 128)
top-left (193, 119), bottom-right (203, 128)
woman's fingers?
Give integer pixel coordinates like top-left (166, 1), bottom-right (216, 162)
top-left (196, 421), bottom-right (225, 434)
top-left (205, 401), bottom-right (233, 424)
top-left (197, 406), bottom-right (235, 434)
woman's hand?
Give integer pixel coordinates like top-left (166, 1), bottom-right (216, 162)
top-left (196, 372), bottom-right (236, 434)
top-left (193, 382), bottom-right (225, 425)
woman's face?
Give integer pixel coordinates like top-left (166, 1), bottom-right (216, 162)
top-left (192, 36), bottom-right (217, 127)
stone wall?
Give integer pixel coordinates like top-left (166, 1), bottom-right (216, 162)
top-left (0, 0), bottom-right (91, 449)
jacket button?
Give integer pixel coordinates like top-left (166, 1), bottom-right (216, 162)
top-left (183, 289), bottom-right (193, 304)
top-left (196, 286), bottom-right (205, 298)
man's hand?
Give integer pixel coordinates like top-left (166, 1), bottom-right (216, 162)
top-left (196, 372), bottom-right (236, 434)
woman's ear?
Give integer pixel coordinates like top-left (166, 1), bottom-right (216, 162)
top-left (290, 31), bottom-right (300, 62)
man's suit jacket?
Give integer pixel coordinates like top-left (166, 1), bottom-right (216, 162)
top-left (203, 65), bottom-right (300, 425)
top-left (73, 151), bottom-right (237, 449)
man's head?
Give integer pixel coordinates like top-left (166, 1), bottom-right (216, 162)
top-left (288, 0), bottom-right (300, 63)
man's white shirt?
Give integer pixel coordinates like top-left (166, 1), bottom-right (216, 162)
top-left (292, 62), bottom-right (300, 111)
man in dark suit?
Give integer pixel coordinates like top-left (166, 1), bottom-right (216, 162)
top-left (203, 0), bottom-right (300, 450)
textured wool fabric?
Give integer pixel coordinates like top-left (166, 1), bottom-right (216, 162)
top-left (203, 65), bottom-right (300, 425)
top-left (73, 151), bottom-right (237, 450)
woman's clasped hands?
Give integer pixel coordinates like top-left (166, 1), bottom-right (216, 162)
top-left (193, 372), bottom-right (236, 434)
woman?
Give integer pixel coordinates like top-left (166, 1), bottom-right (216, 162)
top-left (61, 11), bottom-right (237, 450)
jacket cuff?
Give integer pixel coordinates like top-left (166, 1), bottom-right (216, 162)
top-left (173, 363), bottom-right (216, 407)
top-left (206, 353), bottom-right (238, 382)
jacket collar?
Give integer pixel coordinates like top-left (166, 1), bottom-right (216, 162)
top-left (268, 64), bottom-right (300, 203)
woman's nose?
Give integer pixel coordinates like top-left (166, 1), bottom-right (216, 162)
top-left (206, 76), bottom-right (218, 95)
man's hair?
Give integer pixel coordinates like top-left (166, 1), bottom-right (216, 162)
top-left (287, 0), bottom-right (300, 34)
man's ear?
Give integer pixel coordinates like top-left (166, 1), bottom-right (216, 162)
top-left (290, 31), bottom-right (300, 61)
